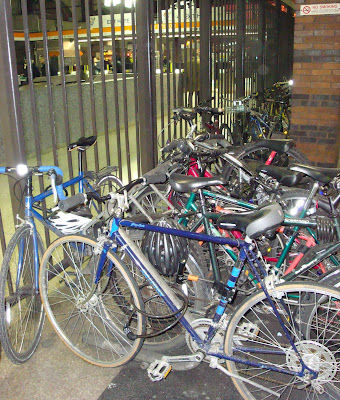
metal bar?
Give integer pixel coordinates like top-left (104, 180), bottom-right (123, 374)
top-left (287, 5), bottom-right (294, 78)
top-left (21, 0), bottom-right (50, 245)
top-left (223, 0), bottom-right (228, 115)
top-left (171, 0), bottom-right (177, 135)
top-left (131, 3), bottom-right (141, 177)
top-left (97, 0), bottom-right (111, 167)
top-left (85, 0), bottom-right (99, 172)
top-left (258, 0), bottom-right (265, 93)
top-left (71, 0), bottom-right (86, 168)
top-left (188, 0), bottom-right (193, 108)
top-left (236, 0), bottom-right (245, 98)
top-left (56, 0), bottom-right (74, 194)
top-left (109, 1), bottom-right (123, 181)
top-left (150, 1), bottom-right (158, 151)
top-left (39, 0), bottom-right (59, 166)
top-left (165, 0), bottom-right (171, 142)
top-left (193, 0), bottom-right (198, 106)
top-left (276, 0), bottom-right (281, 81)
top-left (121, 0), bottom-right (132, 181)
top-left (0, 209), bottom-right (6, 254)
top-left (183, 0), bottom-right (188, 108)
top-left (136, 0), bottom-right (156, 173)
top-left (177, 0), bottom-right (183, 137)
top-left (157, 0), bottom-right (165, 148)
top-left (212, 0), bottom-right (217, 104)
top-left (0, 0), bottom-right (27, 222)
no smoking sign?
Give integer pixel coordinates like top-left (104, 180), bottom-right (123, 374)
top-left (300, 3), bottom-right (340, 16)
top-left (302, 6), bottom-right (311, 15)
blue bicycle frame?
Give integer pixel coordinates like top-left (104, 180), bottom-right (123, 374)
top-left (0, 164), bottom-right (104, 294)
top-left (92, 217), bottom-right (318, 379)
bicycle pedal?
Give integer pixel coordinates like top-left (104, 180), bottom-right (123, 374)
top-left (147, 359), bottom-right (172, 382)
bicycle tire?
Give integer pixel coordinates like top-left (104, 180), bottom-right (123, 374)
top-left (280, 189), bottom-right (316, 216)
top-left (95, 174), bottom-right (123, 196)
top-left (220, 123), bottom-right (234, 145)
top-left (121, 236), bottom-right (210, 352)
top-left (0, 224), bottom-right (45, 363)
top-left (224, 282), bottom-right (340, 400)
top-left (222, 141), bottom-right (311, 185)
top-left (129, 184), bottom-right (176, 217)
top-left (39, 235), bottom-right (145, 367)
top-left (89, 174), bottom-right (123, 215)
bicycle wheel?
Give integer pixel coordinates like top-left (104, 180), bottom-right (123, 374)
top-left (222, 141), bottom-right (311, 198)
top-left (121, 236), bottom-right (210, 352)
top-left (220, 123), bottom-right (234, 145)
top-left (280, 189), bottom-right (331, 217)
top-left (0, 224), bottom-right (45, 363)
top-left (39, 235), bottom-right (145, 367)
top-left (129, 184), bottom-right (175, 217)
top-left (89, 174), bottom-right (123, 215)
top-left (95, 174), bottom-right (123, 196)
top-left (224, 282), bottom-right (340, 400)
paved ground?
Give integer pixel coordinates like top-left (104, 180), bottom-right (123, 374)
top-left (0, 320), bottom-right (242, 400)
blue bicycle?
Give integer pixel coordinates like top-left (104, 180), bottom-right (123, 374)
top-left (39, 187), bottom-right (340, 399)
top-left (0, 140), bottom-right (122, 364)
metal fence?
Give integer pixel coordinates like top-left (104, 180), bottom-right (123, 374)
top-left (0, 0), bottom-right (294, 256)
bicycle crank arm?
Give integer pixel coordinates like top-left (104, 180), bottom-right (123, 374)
top-left (162, 351), bottom-right (204, 364)
top-left (209, 357), bottom-right (280, 397)
top-left (147, 352), bottom-right (204, 381)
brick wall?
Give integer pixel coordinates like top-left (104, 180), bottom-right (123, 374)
top-left (290, 0), bottom-right (340, 167)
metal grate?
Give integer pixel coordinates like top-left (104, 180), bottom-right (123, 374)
top-left (0, 0), bottom-right (294, 258)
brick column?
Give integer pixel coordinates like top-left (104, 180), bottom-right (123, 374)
top-left (290, 1), bottom-right (340, 167)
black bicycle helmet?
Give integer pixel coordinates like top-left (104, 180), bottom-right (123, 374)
top-left (141, 218), bottom-right (189, 276)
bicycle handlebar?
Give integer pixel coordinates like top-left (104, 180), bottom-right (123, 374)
top-left (195, 106), bottom-right (224, 115)
top-left (58, 193), bottom-right (87, 212)
top-left (0, 165), bottom-right (65, 201)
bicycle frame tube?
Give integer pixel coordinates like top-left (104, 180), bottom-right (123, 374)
top-left (108, 219), bottom-right (315, 379)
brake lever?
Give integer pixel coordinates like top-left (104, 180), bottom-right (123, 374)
top-left (50, 173), bottom-right (58, 203)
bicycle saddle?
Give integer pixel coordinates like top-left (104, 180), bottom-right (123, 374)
top-left (169, 173), bottom-right (227, 193)
top-left (256, 164), bottom-right (303, 187)
top-left (289, 164), bottom-right (340, 185)
top-left (68, 136), bottom-right (97, 152)
top-left (217, 202), bottom-right (284, 239)
top-left (256, 139), bottom-right (295, 154)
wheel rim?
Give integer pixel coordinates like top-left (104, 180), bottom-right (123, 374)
top-left (225, 283), bottom-right (340, 400)
top-left (40, 237), bottom-right (144, 366)
top-left (0, 227), bottom-right (44, 361)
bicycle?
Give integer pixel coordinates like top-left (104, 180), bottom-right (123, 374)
top-left (0, 153), bottom-right (122, 364)
top-left (39, 194), bottom-right (340, 398)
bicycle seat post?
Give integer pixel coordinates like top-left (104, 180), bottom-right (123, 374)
top-left (77, 148), bottom-right (85, 193)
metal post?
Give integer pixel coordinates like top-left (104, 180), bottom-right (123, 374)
top-left (258, 0), bottom-right (266, 93)
top-left (236, 0), bottom-right (245, 98)
top-left (276, 0), bottom-right (281, 81)
top-left (136, 0), bottom-right (156, 173)
top-left (199, 0), bottom-right (211, 104)
top-left (0, 0), bottom-right (27, 218)
top-left (287, 5), bottom-right (294, 79)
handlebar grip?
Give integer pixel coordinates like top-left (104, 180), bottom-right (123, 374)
top-left (162, 140), bottom-right (179, 153)
top-left (143, 173), bottom-right (168, 185)
top-left (208, 133), bottom-right (225, 140)
top-left (177, 140), bottom-right (192, 155)
top-left (58, 193), bottom-right (87, 212)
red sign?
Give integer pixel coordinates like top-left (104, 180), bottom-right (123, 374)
top-left (302, 6), bottom-right (311, 15)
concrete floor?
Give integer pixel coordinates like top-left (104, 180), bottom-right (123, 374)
top-left (0, 114), bottom-right (241, 400)
top-left (0, 321), bottom-right (119, 400)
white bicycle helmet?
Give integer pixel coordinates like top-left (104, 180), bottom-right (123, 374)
top-left (48, 211), bottom-right (91, 234)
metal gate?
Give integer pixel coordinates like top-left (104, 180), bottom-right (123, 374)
top-left (0, 0), bottom-right (294, 256)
